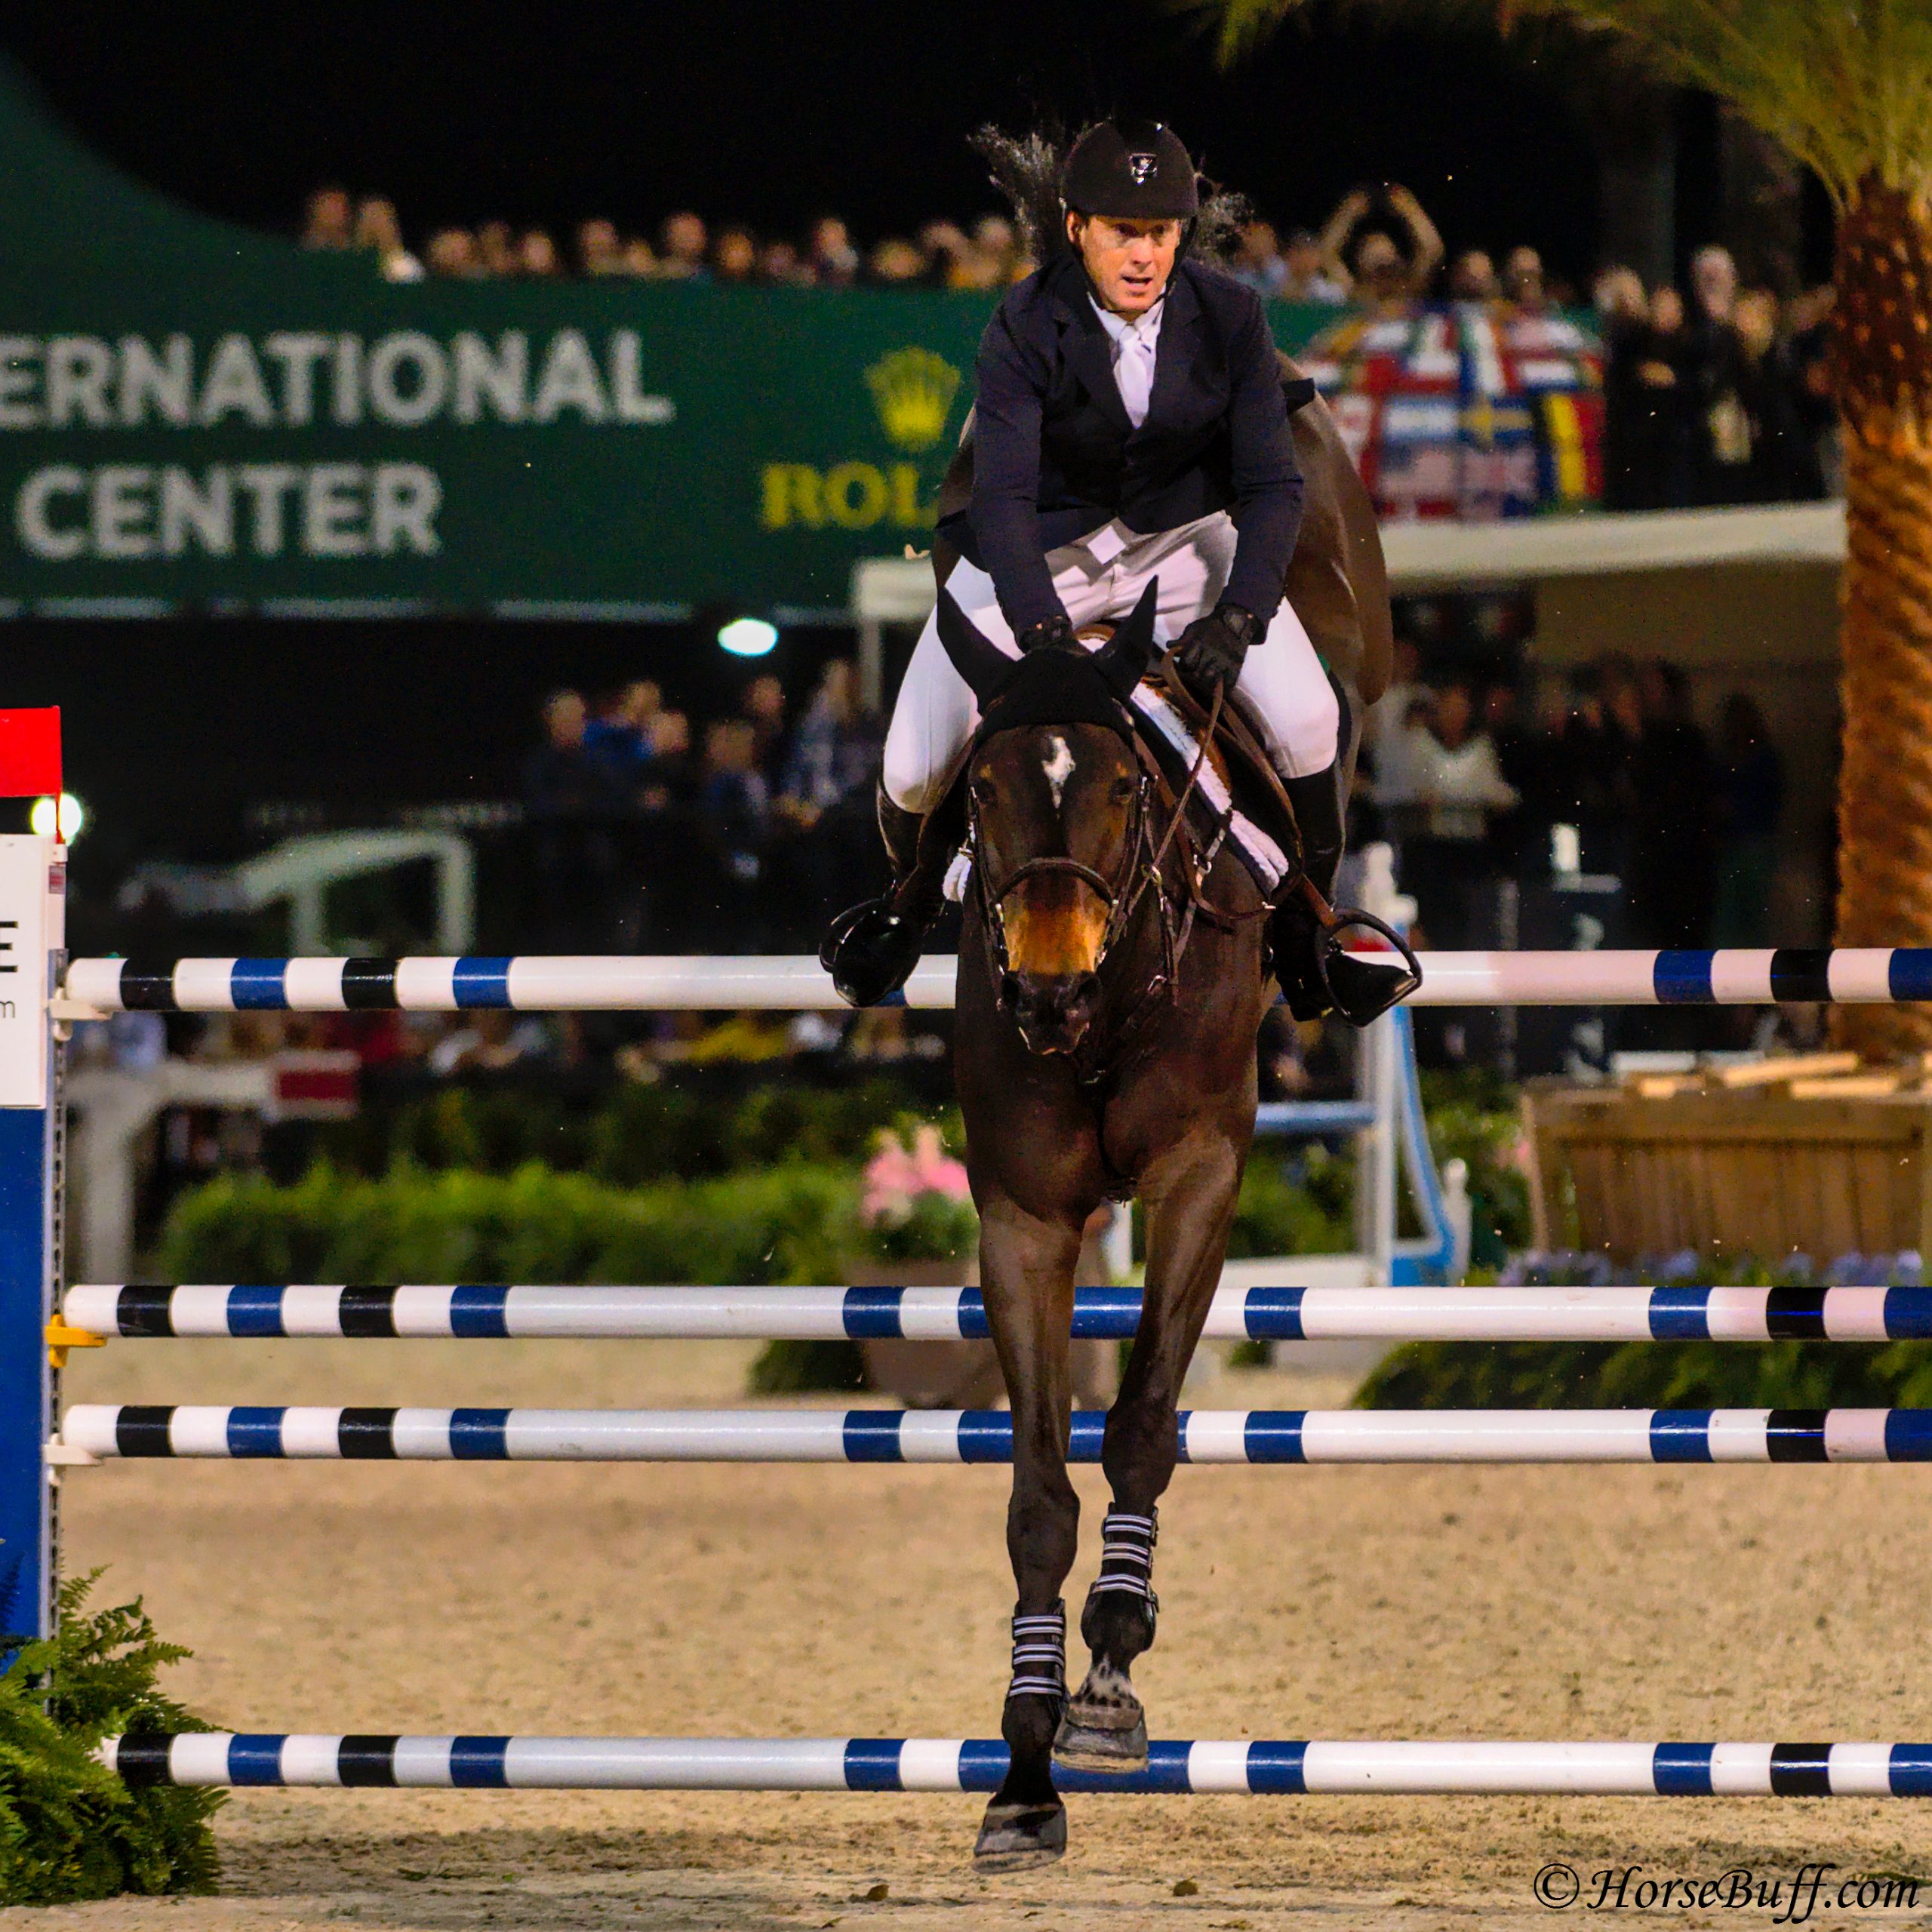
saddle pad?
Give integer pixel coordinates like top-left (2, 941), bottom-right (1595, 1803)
top-left (1128, 684), bottom-right (1291, 900)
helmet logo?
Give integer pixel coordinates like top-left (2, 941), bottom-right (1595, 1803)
top-left (1125, 152), bottom-right (1158, 185)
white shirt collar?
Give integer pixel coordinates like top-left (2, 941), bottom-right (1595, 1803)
top-left (1089, 294), bottom-right (1164, 349)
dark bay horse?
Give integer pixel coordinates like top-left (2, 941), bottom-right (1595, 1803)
top-left (937, 583), bottom-right (1269, 1869)
top-left (916, 379), bottom-right (1397, 1870)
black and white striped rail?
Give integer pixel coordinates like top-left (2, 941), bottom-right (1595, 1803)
top-left (101, 1731), bottom-right (1932, 1797)
top-left (60, 1404), bottom-right (1932, 1464)
top-left (58, 947), bottom-right (1932, 1014)
top-left (61, 1282), bottom-right (1932, 1343)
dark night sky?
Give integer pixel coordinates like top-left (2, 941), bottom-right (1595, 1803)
top-left (1, 0), bottom-right (1604, 278)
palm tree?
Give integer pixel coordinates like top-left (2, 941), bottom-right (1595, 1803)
top-left (1213, 0), bottom-right (1932, 1057)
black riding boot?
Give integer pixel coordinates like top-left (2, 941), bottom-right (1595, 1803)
top-left (1269, 766), bottom-right (1414, 1027)
top-left (820, 785), bottom-right (946, 1007)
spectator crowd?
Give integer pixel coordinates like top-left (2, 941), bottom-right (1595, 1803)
top-left (520, 660), bottom-right (884, 957)
top-left (1361, 632), bottom-right (1786, 962)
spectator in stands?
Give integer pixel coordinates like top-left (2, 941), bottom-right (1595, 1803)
top-left (808, 216), bottom-right (860, 287)
top-left (972, 214), bottom-right (1025, 284)
top-left (522, 691), bottom-right (627, 951)
top-left (920, 220), bottom-right (975, 288)
top-left (1404, 681), bottom-right (1520, 949)
top-left (478, 222), bottom-right (518, 276)
top-left (740, 673), bottom-right (789, 783)
top-left (1277, 228), bottom-right (1346, 304)
top-left (352, 198), bottom-right (423, 281)
top-left (518, 230), bottom-right (562, 278)
top-left (1710, 694), bottom-right (1783, 947)
top-left (303, 186), bottom-right (353, 250)
top-left (426, 229), bottom-right (482, 277)
top-left (781, 659), bottom-right (874, 819)
top-left (659, 212), bottom-right (710, 281)
top-left (1683, 245), bottom-right (1757, 506)
top-left (1318, 183), bottom-right (1444, 312)
top-left (1606, 285), bottom-right (1693, 509)
top-left (780, 658), bottom-right (884, 942)
top-left (867, 238), bottom-right (928, 285)
top-left (1502, 245), bottom-right (1548, 312)
top-left (1231, 220), bottom-right (1288, 299)
top-left (1784, 285), bottom-right (1840, 494)
top-left (758, 238), bottom-right (812, 285)
top-left (1629, 661), bottom-right (1714, 947)
top-left (713, 227), bottom-right (758, 282)
top-left (577, 220), bottom-right (622, 276)
top-left (1734, 289), bottom-right (1824, 501)
top-left (1480, 681), bottom-right (1540, 873)
top-left (701, 718), bottom-right (771, 887)
top-left (642, 709), bottom-right (697, 806)
top-left (1548, 669), bottom-right (1627, 876)
top-left (1447, 249), bottom-right (1501, 303)
top-left (620, 237), bottom-right (659, 276)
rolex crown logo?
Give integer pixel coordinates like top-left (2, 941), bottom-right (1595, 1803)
top-left (866, 346), bottom-right (961, 453)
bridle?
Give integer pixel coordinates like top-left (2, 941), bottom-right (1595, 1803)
top-left (965, 681), bottom-right (1251, 1069)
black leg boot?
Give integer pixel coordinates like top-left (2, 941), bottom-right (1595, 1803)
top-left (1269, 766), bottom-right (1417, 1026)
top-left (1269, 767), bottom-right (1347, 1021)
top-left (820, 784), bottom-right (947, 1007)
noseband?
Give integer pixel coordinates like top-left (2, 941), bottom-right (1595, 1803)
top-left (967, 761), bottom-right (1155, 990)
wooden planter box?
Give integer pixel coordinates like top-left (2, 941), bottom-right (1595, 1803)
top-left (1524, 1080), bottom-right (1932, 1265)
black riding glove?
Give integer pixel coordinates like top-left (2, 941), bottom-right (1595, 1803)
top-left (1174, 603), bottom-right (1260, 700)
top-left (1017, 614), bottom-right (1075, 654)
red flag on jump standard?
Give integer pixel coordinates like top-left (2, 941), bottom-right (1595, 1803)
top-left (0, 708), bottom-right (61, 799)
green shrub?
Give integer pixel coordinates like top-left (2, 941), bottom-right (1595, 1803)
top-left (1359, 1338), bottom-right (1932, 1411)
top-left (1416, 1068), bottom-right (1531, 1263)
top-left (157, 1160), bottom-right (863, 1287)
top-left (1226, 1143), bottom-right (1354, 1260)
top-left (1, 1576), bottom-right (222, 1905)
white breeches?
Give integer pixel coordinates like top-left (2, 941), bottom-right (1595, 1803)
top-left (882, 509), bottom-right (1341, 813)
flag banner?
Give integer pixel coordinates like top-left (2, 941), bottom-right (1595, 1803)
top-left (0, 709), bottom-right (60, 798)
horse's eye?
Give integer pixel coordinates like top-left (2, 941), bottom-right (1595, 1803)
top-left (1111, 775), bottom-right (1137, 802)
top-left (971, 776), bottom-right (996, 803)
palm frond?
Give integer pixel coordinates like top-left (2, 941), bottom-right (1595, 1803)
top-left (1195, 0), bottom-right (1932, 200)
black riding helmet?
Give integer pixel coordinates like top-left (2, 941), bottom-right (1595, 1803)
top-left (1062, 118), bottom-right (1200, 223)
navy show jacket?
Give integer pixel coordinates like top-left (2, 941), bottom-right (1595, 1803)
top-left (951, 249), bottom-right (1304, 636)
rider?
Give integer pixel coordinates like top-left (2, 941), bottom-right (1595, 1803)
top-left (827, 118), bottom-right (1371, 1019)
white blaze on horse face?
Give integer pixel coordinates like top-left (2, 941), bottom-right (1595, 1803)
top-left (1043, 734), bottom-right (1076, 811)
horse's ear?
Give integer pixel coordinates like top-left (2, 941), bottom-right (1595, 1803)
top-left (1091, 577), bottom-right (1159, 698)
top-left (935, 584), bottom-right (1015, 703)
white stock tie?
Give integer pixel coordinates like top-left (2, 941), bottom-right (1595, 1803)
top-left (1092, 296), bottom-right (1162, 429)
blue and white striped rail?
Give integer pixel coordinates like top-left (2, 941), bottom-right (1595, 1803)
top-left (57, 948), bottom-right (1932, 1014)
top-left (101, 1731), bottom-right (1932, 1797)
top-left (60, 1404), bottom-right (1932, 1463)
top-left (61, 1283), bottom-right (1932, 1344)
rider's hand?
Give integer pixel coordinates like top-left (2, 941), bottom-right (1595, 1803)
top-left (1174, 603), bottom-right (1260, 700)
top-left (1017, 614), bottom-right (1075, 654)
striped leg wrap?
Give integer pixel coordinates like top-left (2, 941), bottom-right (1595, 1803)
top-left (1007, 1603), bottom-right (1067, 1703)
top-left (1091, 1507), bottom-right (1158, 1610)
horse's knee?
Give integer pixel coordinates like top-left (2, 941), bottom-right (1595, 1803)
top-left (1100, 1401), bottom-right (1178, 1500)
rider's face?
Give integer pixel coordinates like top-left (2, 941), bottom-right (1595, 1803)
top-left (1068, 213), bottom-right (1182, 317)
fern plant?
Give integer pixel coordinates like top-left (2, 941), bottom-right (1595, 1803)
top-left (1, 1573), bottom-right (223, 1905)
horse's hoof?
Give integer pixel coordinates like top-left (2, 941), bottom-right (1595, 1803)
top-left (1052, 1670), bottom-right (1149, 1774)
top-left (972, 1798), bottom-right (1067, 1872)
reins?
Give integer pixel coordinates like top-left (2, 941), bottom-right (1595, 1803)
top-left (966, 659), bottom-right (1272, 1081)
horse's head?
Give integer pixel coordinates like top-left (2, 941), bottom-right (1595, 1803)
top-left (939, 580), bottom-right (1161, 1055)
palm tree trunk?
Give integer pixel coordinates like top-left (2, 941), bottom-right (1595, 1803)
top-left (1832, 180), bottom-right (1932, 1060)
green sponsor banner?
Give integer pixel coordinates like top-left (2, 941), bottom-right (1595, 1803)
top-left (0, 58), bottom-right (1328, 616)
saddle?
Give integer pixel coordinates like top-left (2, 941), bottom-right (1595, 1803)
top-left (899, 642), bottom-right (1304, 928)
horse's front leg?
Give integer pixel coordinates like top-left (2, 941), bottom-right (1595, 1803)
top-left (1055, 1129), bottom-right (1244, 1774)
top-left (973, 1189), bottom-right (1084, 1872)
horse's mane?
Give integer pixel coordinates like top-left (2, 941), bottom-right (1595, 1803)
top-left (968, 122), bottom-right (1250, 265)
